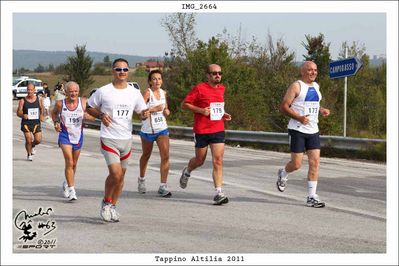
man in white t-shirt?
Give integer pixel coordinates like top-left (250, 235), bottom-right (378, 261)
top-left (87, 58), bottom-right (149, 222)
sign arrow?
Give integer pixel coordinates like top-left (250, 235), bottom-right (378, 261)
top-left (329, 57), bottom-right (363, 79)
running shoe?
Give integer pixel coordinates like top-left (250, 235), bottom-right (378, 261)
top-left (62, 181), bottom-right (70, 198)
top-left (27, 155), bottom-right (33, 161)
top-left (31, 148), bottom-right (36, 155)
top-left (110, 205), bottom-right (120, 222)
top-left (100, 200), bottom-right (112, 222)
top-left (158, 185), bottom-right (172, 197)
top-left (213, 192), bottom-right (229, 205)
top-left (137, 178), bottom-right (146, 194)
top-left (68, 188), bottom-right (77, 201)
top-left (276, 168), bottom-right (288, 192)
top-left (179, 167), bottom-right (190, 189)
top-left (306, 194), bottom-right (326, 208)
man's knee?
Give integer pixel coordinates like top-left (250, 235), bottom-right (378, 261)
top-left (308, 157), bottom-right (320, 169)
top-left (194, 157), bottom-right (206, 166)
top-left (291, 161), bottom-right (302, 171)
top-left (111, 173), bottom-right (124, 183)
top-left (109, 168), bottom-right (124, 182)
top-left (212, 156), bottom-right (223, 167)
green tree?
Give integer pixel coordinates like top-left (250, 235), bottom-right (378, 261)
top-left (47, 64), bottom-right (55, 72)
top-left (161, 13), bottom-right (197, 57)
top-left (13, 67), bottom-right (31, 75)
top-left (246, 34), bottom-right (297, 131)
top-left (34, 64), bottom-right (45, 73)
top-left (338, 41), bottom-right (366, 59)
top-left (301, 33), bottom-right (331, 78)
top-left (92, 63), bottom-right (107, 75)
top-left (133, 67), bottom-right (147, 77)
top-left (64, 44), bottom-right (94, 91)
top-left (54, 63), bottom-right (67, 75)
top-left (103, 55), bottom-right (111, 67)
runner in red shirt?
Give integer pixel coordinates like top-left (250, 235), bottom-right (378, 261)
top-left (179, 64), bottom-right (232, 205)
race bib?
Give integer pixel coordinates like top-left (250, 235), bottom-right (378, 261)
top-left (304, 101), bottom-right (320, 119)
top-left (151, 112), bottom-right (164, 125)
top-left (27, 108), bottom-right (39, 120)
top-left (65, 114), bottom-right (81, 127)
top-left (150, 111), bottom-right (167, 130)
top-left (113, 104), bottom-right (132, 120)
top-left (210, 102), bottom-right (225, 121)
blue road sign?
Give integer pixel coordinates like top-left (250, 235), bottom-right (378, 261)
top-left (329, 57), bottom-right (363, 79)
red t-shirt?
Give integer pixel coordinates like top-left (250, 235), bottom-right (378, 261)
top-left (184, 82), bottom-right (225, 134)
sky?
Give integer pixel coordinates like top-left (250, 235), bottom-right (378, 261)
top-left (13, 12), bottom-right (386, 61)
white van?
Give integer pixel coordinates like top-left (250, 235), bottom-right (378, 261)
top-left (12, 76), bottom-right (44, 99)
top-left (128, 81), bottom-right (140, 90)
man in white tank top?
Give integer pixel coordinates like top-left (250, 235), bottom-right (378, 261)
top-left (276, 61), bottom-right (330, 208)
top-left (52, 81), bottom-right (94, 201)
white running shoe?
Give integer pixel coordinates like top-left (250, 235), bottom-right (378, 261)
top-left (179, 167), bottom-right (190, 189)
top-left (68, 188), bottom-right (77, 201)
top-left (213, 192), bottom-right (229, 205)
top-left (138, 178), bottom-right (146, 194)
top-left (100, 200), bottom-right (112, 222)
top-left (27, 155), bottom-right (33, 161)
top-left (306, 194), bottom-right (326, 208)
top-left (158, 185), bottom-right (172, 197)
top-left (62, 181), bottom-right (70, 198)
top-left (110, 205), bottom-right (120, 222)
top-left (276, 168), bottom-right (288, 192)
top-left (31, 148), bottom-right (36, 155)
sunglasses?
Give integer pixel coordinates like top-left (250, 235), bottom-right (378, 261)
top-left (113, 67), bottom-right (129, 72)
top-left (209, 71), bottom-right (222, 76)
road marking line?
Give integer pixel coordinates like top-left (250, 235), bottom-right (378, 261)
top-left (146, 165), bottom-right (385, 221)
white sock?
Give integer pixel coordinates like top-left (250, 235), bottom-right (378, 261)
top-left (69, 186), bottom-right (75, 191)
top-left (307, 181), bottom-right (317, 198)
top-left (138, 177), bottom-right (145, 181)
top-left (281, 169), bottom-right (288, 178)
top-left (215, 187), bottom-right (222, 194)
top-left (160, 183), bottom-right (167, 187)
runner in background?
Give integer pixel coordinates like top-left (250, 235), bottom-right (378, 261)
top-left (138, 70), bottom-right (171, 197)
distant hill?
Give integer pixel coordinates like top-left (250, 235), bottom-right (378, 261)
top-left (14, 49), bottom-right (385, 70)
top-left (13, 49), bottom-right (161, 70)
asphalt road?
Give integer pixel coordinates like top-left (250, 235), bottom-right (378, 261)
top-left (9, 101), bottom-right (388, 263)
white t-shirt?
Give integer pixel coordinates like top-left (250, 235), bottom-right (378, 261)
top-left (43, 97), bottom-right (51, 109)
top-left (287, 80), bottom-right (322, 134)
top-left (88, 83), bottom-right (147, 139)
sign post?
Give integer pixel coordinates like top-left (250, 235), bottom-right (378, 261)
top-left (329, 52), bottom-right (363, 137)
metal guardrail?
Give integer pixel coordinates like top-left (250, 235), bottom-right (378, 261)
top-left (83, 120), bottom-right (386, 151)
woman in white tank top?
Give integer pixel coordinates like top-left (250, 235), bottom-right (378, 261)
top-left (138, 70), bottom-right (172, 197)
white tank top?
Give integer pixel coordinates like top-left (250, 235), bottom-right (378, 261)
top-left (287, 80), bottom-right (322, 134)
top-left (141, 88), bottom-right (168, 134)
top-left (60, 97), bottom-right (84, 144)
